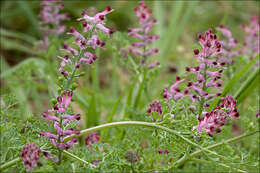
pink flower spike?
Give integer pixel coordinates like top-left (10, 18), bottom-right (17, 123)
top-left (42, 112), bottom-right (59, 121)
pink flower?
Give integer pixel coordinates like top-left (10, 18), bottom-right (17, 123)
top-left (85, 132), bottom-right (100, 147)
top-left (128, 1), bottom-right (159, 65)
top-left (194, 95), bottom-right (239, 136)
top-left (147, 100), bottom-right (162, 116)
top-left (241, 16), bottom-right (260, 60)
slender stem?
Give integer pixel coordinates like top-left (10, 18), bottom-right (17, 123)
top-left (174, 130), bottom-right (259, 167)
top-left (63, 121), bottom-right (226, 159)
top-left (63, 150), bottom-right (95, 168)
top-left (198, 62), bottom-right (207, 116)
top-left (0, 158), bottom-right (21, 171)
top-left (133, 68), bottom-right (147, 109)
top-left (191, 158), bottom-right (247, 173)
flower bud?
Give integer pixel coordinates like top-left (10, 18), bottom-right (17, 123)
top-left (51, 98), bottom-right (57, 105)
top-left (72, 83), bottom-right (78, 90)
top-left (58, 76), bottom-right (64, 82)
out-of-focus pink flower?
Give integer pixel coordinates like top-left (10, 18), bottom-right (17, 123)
top-left (216, 25), bottom-right (240, 65)
top-left (194, 95), bottom-right (239, 136)
top-left (85, 132), bottom-right (100, 147)
top-left (128, 1), bottom-right (159, 65)
top-left (147, 100), bottom-right (162, 116)
top-left (39, 0), bottom-right (69, 48)
top-left (241, 16), bottom-right (260, 59)
top-left (20, 143), bottom-right (57, 171)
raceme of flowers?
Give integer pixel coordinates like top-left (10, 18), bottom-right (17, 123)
top-left (163, 29), bottom-right (225, 112)
top-left (59, 5), bottom-right (115, 76)
top-left (241, 16), bottom-right (260, 59)
top-left (39, 90), bottom-right (80, 151)
top-left (215, 25), bottom-right (241, 65)
top-left (39, 0), bottom-right (69, 48)
top-left (128, 1), bottom-right (160, 67)
top-left (20, 143), bottom-right (57, 171)
top-left (193, 95), bottom-right (239, 136)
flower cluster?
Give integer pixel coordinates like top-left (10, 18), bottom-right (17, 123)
top-left (39, 0), bottom-right (68, 35)
top-left (157, 149), bottom-right (171, 165)
top-left (216, 25), bottom-right (240, 65)
top-left (58, 6), bottom-right (115, 76)
top-left (241, 16), bottom-right (260, 59)
top-left (39, 0), bottom-right (69, 48)
top-left (147, 100), bottom-right (162, 116)
top-left (39, 90), bottom-right (80, 150)
top-left (194, 95), bottom-right (239, 136)
top-left (85, 132), bottom-right (100, 147)
top-left (128, 1), bottom-right (159, 67)
top-left (163, 29), bottom-right (225, 112)
top-left (20, 143), bottom-right (57, 171)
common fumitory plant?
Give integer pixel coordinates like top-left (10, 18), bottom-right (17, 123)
top-left (164, 29), bottom-right (224, 114)
top-left (194, 95), bottom-right (239, 136)
top-left (215, 25), bottom-right (241, 78)
top-left (39, 0), bottom-right (69, 48)
top-left (241, 16), bottom-right (260, 59)
top-left (1, 1), bottom-right (259, 173)
top-left (128, 1), bottom-right (159, 67)
top-left (19, 5), bottom-right (115, 170)
top-left (160, 29), bottom-right (240, 136)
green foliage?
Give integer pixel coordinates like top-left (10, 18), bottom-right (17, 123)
top-left (0, 1), bottom-right (259, 172)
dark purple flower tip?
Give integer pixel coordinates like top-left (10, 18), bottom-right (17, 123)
top-left (82, 22), bottom-right (87, 27)
top-left (176, 76), bottom-right (180, 81)
top-left (216, 93), bottom-right (221, 96)
top-left (184, 89), bottom-right (189, 95)
top-left (187, 81), bottom-right (193, 87)
top-left (109, 28), bottom-right (116, 34)
top-left (217, 83), bottom-right (222, 87)
top-left (185, 67), bottom-right (191, 72)
top-left (96, 40), bottom-right (101, 45)
top-left (81, 11), bottom-right (87, 16)
top-left (100, 41), bottom-right (106, 47)
top-left (75, 63), bottom-right (80, 68)
top-left (208, 28), bottom-right (212, 33)
top-left (219, 69), bottom-right (223, 73)
top-left (215, 129), bottom-right (222, 133)
top-left (158, 149), bottom-right (162, 155)
top-left (175, 88), bottom-right (180, 92)
top-left (154, 48), bottom-right (159, 53)
top-left (99, 15), bottom-right (105, 20)
top-left (57, 96), bottom-right (62, 103)
top-left (106, 5), bottom-right (111, 11)
top-left (69, 26), bottom-right (75, 33)
top-left (64, 55), bottom-right (69, 60)
top-left (75, 114), bottom-right (81, 120)
top-left (164, 149), bottom-right (169, 155)
top-left (63, 44), bottom-right (69, 49)
top-left (205, 103), bottom-right (210, 108)
top-left (212, 61), bottom-right (217, 65)
top-left (195, 66), bottom-right (200, 71)
top-left (68, 90), bottom-right (73, 97)
top-left (206, 41), bottom-right (211, 48)
top-left (216, 41), bottom-right (221, 48)
top-left (193, 49), bottom-right (200, 55)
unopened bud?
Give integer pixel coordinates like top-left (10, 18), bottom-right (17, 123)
top-left (72, 83), bottom-right (78, 90)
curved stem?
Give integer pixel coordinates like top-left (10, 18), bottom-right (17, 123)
top-left (63, 150), bottom-right (95, 168)
top-left (63, 121), bottom-right (226, 159)
top-left (174, 130), bottom-right (259, 167)
top-left (0, 158), bottom-right (21, 171)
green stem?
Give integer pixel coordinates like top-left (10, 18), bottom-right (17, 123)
top-left (63, 121), bottom-right (226, 160)
top-left (174, 130), bottom-right (259, 167)
top-left (63, 150), bottom-right (95, 168)
top-left (133, 68), bottom-right (147, 109)
top-left (191, 158), bottom-right (247, 173)
top-left (0, 158), bottom-right (21, 171)
top-left (198, 62), bottom-right (207, 116)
